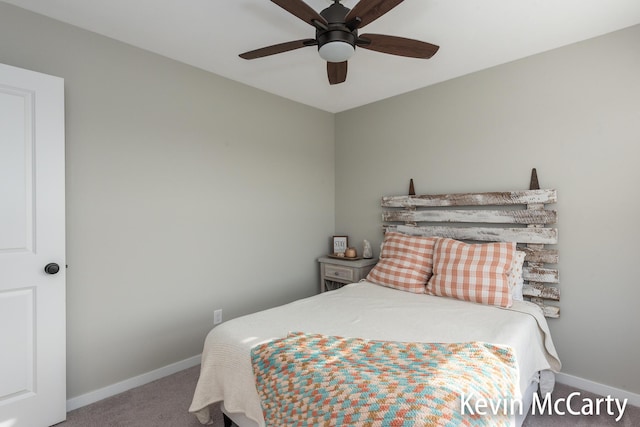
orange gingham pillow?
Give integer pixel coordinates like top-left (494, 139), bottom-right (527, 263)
top-left (427, 238), bottom-right (516, 307)
top-left (366, 232), bottom-right (438, 293)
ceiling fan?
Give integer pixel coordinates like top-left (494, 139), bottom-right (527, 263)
top-left (239, 0), bottom-right (440, 85)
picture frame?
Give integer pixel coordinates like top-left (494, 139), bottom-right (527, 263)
top-left (332, 236), bottom-right (348, 254)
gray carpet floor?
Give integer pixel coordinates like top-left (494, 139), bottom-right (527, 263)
top-left (59, 365), bottom-right (639, 426)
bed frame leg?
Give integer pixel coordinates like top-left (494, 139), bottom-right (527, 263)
top-left (223, 413), bottom-right (233, 427)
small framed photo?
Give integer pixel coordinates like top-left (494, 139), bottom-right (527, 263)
top-left (332, 236), bottom-right (348, 254)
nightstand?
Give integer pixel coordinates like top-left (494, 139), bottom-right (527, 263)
top-left (317, 256), bottom-right (378, 293)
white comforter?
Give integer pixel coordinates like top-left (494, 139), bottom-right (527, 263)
top-left (189, 281), bottom-right (561, 426)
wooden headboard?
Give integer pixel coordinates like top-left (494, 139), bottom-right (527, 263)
top-left (381, 169), bottom-right (559, 318)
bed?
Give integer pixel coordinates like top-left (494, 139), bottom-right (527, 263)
top-left (190, 171), bottom-right (561, 426)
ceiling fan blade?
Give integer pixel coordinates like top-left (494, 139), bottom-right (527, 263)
top-left (271, 0), bottom-right (327, 27)
top-left (345, 0), bottom-right (404, 28)
top-left (358, 33), bottom-right (439, 58)
top-left (327, 61), bottom-right (348, 85)
top-left (239, 39), bottom-right (316, 60)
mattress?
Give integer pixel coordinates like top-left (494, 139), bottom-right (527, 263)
top-left (189, 281), bottom-right (561, 426)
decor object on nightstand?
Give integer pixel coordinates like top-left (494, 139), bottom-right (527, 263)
top-left (318, 256), bottom-right (378, 293)
top-left (362, 240), bottom-right (372, 258)
top-left (332, 235), bottom-right (348, 255)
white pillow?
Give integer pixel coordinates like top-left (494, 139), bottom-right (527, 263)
top-left (509, 251), bottom-right (526, 301)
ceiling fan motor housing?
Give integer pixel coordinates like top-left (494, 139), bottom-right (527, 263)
top-left (317, 1), bottom-right (357, 57)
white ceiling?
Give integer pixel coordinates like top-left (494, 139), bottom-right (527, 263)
top-left (4, 0), bottom-right (640, 112)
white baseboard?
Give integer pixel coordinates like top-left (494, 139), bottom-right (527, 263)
top-left (67, 356), bottom-right (640, 413)
top-left (66, 354), bottom-right (202, 412)
top-left (556, 372), bottom-right (640, 407)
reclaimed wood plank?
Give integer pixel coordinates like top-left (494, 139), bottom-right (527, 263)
top-left (382, 189), bottom-right (557, 208)
top-left (388, 225), bottom-right (558, 244)
top-left (523, 283), bottom-right (560, 301)
top-left (523, 267), bottom-right (559, 284)
top-left (519, 247), bottom-right (558, 264)
top-left (530, 298), bottom-right (560, 318)
top-left (383, 209), bottom-right (557, 225)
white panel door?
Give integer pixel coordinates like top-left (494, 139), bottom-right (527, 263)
top-left (0, 63), bottom-right (66, 427)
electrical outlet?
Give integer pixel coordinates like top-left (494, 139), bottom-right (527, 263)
top-left (214, 309), bottom-right (222, 325)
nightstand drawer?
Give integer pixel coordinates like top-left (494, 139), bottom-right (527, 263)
top-left (324, 264), bottom-right (354, 282)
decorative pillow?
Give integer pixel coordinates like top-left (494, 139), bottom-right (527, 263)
top-left (427, 238), bottom-right (516, 307)
top-left (366, 232), bottom-right (438, 293)
top-left (509, 251), bottom-right (526, 302)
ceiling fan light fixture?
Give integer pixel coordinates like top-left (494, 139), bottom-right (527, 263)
top-left (318, 41), bottom-right (355, 62)
top-left (317, 28), bottom-right (357, 63)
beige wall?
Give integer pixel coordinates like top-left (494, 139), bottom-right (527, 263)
top-left (0, 2), bottom-right (335, 398)
top-left (336, 24), bottom-right (640, 394)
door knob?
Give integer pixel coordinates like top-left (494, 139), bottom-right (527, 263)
top-left (44, 263), bottom-right (60, 275)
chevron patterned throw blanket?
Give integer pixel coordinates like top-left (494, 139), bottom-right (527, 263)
top-left (251, 332), bottom-right (517, 427)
